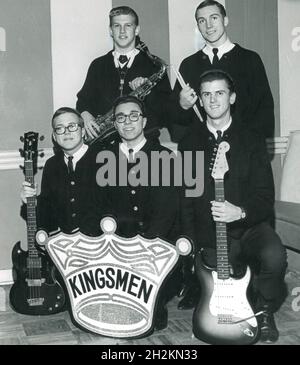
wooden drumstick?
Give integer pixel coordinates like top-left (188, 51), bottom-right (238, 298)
top-left (171, 65), bottom-right (203, 122)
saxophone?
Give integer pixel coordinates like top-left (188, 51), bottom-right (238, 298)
top-left (86, 40), bottom-right (168, 145)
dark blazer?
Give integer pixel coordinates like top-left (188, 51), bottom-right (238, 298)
top-left (36, 147), bottom-right (100, 235)
top-left (76, 50), bottom-right (172, 135)
top-left (170, 44), bottom-right (274, 139)
top-left (89, 139), bottom-right (180, 242)
top-left (178, 120), bottom-right (275, 250)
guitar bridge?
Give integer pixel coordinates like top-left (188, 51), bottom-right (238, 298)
top-left (25, 278), bottom-right (45, 287)
top-left (27, 298), bottom-right (45, 306)
top-left (218, 314), bottom-right (233, 324)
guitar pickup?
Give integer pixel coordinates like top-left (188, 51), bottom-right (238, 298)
top-left (25, 278), bottom-right (45, 286)
top-left (26, 257), bottom-right (42, 268)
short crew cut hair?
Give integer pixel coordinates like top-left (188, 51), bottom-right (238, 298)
top-left (51, 107), bottom-right (84, 128)
top-left (195, 0), bottom-right (226, 20)
top-left (109, 6), bottom-right (139, 26)
top-left (199, 69), bottom-right (235, 94)
top-left (113, 95), bottom-right (146, 117)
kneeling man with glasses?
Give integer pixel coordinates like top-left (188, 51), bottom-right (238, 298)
top-left (88, 95), bottom-right (181, 332)
top-left (20, 107), bottom-right (102, 236)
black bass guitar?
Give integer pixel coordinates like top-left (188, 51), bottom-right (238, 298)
top-left (192, 141), bottom-right (259, 345)
top-left (10, 132), bottom-right (65, 315)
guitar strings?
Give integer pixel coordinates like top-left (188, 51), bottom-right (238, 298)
top-left (26, 159), bottom-right (41, 306)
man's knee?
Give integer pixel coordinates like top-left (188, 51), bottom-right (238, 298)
top-left (260, 231), bottom-right (287, 274)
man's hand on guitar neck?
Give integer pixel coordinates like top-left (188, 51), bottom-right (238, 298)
top-left (81, 111), bottom-right (100, 139)
top-left (21, 181), bottom-right (37, 204)
top-left (210, 200), bottom-right (244, 223)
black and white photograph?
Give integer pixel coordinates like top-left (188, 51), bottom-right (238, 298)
top-left (0, 0), bottom-right (300, 348)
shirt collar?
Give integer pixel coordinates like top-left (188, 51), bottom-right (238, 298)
top-left (64, 143), bottom-right (88, 170)
top-left (206, 117), bottom-right (232, 140)
top-left (203, 38), bottom-right (235, 63)
top-left (120, 137), bottom-right (147, 160)
top-left (113, 48), bottom-right (140, 69)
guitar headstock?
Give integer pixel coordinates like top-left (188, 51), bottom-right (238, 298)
top-left (20, 132), bottom-right (39, 161)
top-left (211, 141), bottom-right (230, 180)
top-left (19, 132), bottom-right (45, 174)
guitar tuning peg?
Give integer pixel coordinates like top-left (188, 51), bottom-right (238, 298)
top-left (40, 135), bottom-right (45, 141)
top-left (20, 136), bottom-right (24, 142)
top-left (19, 148), bottom-right (24, 157)
top-left (19, 165), bottom-right (24, 171)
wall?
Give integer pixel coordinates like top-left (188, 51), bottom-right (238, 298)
top-left (0, 0), bottom-right (52, 269)
top-left (0, 0), bottom-right (53, 149)
top-left (278, 0), bottom-right (300, 136)
top-left (50, 0), bottom-right (112, 110)
top-left (226, 0), bottom-right (280, 135)
top-left (226, 0), bottom-right (282, 200)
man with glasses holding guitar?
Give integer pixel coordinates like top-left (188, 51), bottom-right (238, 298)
top-left (178, 70), bottom-right (287, 344)
top-left (14, 107), bottom-right (103, 316)
top-left (20, 107), bottom-right (102, 236)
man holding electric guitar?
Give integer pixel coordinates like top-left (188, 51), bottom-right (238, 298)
top-left (13, 107), bottom-right (105, 316)
top-left (20, 107), bottom-right (102, 236)
top-left (178, 70), bottom-right (287, 344)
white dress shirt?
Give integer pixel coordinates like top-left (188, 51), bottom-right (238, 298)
top-left (203, 38), bottom-right (235, 64)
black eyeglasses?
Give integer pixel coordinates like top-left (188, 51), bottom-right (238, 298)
top-left (114, 111), bottom-right (143, 124)
top-left (54, 123), bottom-right (80, 135)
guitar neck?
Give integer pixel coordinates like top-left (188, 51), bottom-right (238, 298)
top-left (24, 159), bottom-right (38, 258)
top-left (215, 179), bottom-right (230, 279)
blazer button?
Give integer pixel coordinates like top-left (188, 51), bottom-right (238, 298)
top-left (131, 190), bottom-right (136, 195)
top-left (70, 198), bottom-right (75, 203)
top-left (71, 213), bottom-right (76, 218)
top-left (133, 206), bottom-right (138, 211)
top-left (70, 181), bottom-right (75, 186)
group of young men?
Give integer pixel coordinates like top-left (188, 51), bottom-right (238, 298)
top-left (20, 1), bottom-right (287, 344)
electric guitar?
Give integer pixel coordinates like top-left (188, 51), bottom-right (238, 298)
top-left (192, 141), bottom-right (259, 345)
top-left (10, 132), bottom-right (65, 315)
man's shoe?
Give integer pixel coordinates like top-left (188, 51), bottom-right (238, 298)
top-left (259, 310), bottom-right (279, 343)
top-left (154, 306), bottom-right (168, 331)
top-left (177, 286), bottom-right (200, 310)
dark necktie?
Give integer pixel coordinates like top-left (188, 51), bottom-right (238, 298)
top-left (216, 130), bottom-right (222, 144)
top-left (118, 55), bottom-right (129, 96)
top-left (212, 48), bottom-right (219, 65)
top-left (67, 156), bottom-right (74, 175)
top-left (119, 55), bottom-right (129, 65)
top-left (128, 148), bottom-right (134, 163)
